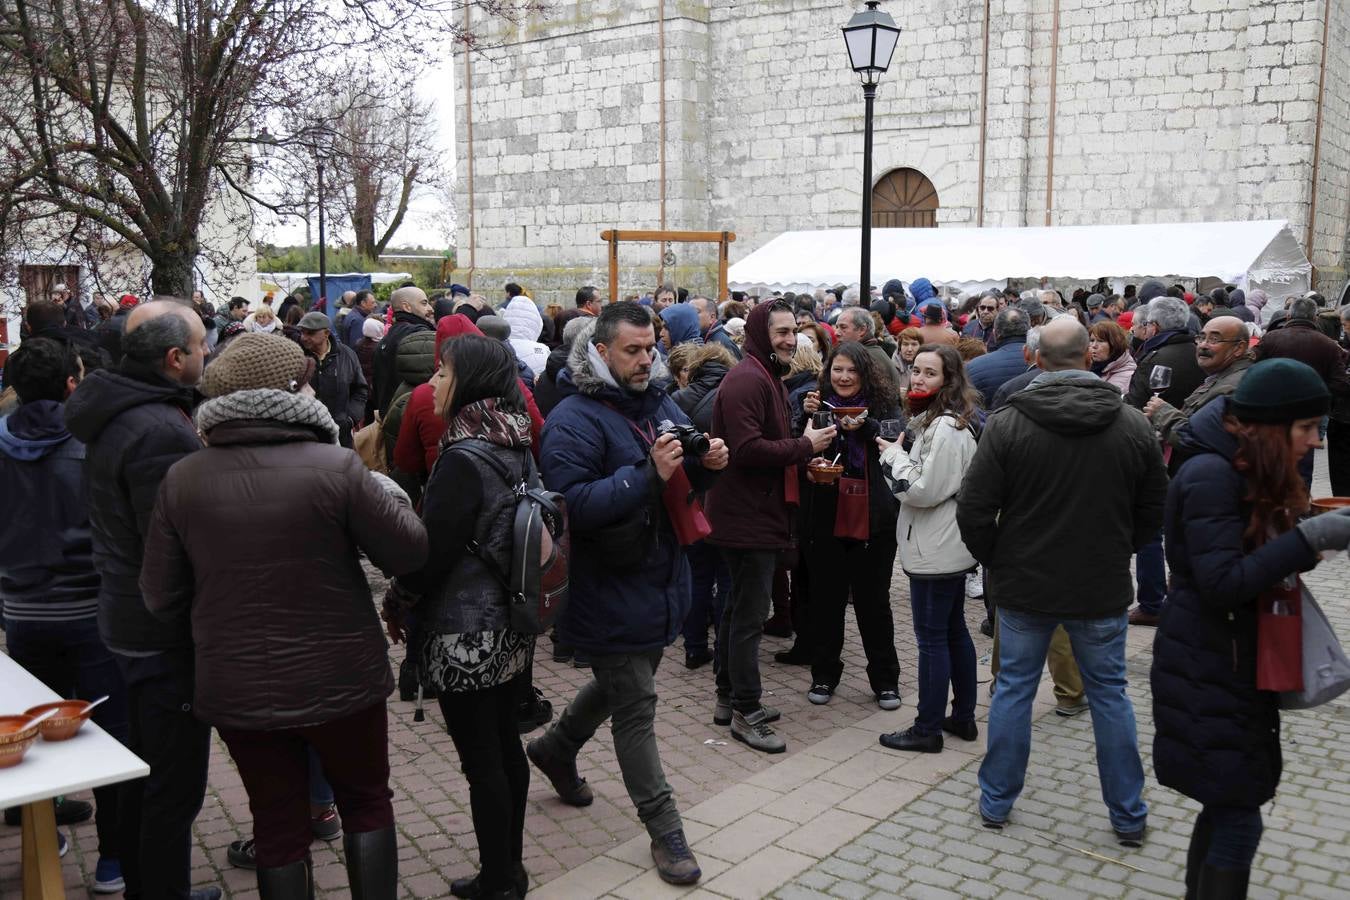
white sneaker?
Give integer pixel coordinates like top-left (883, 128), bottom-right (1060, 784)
top-left (966, 569), bottom-right (984, 599)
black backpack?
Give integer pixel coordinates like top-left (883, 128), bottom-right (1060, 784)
top-left (449, 441), bottom-right (570, 635)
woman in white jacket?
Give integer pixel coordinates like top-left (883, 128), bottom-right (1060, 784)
top-left (876, 344), bottom-right (982, 754)
top-left (501, 296), bottom-right (551, 381)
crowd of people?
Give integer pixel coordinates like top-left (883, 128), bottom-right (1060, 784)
top-left (1, 272), bottom-right (1349, 899)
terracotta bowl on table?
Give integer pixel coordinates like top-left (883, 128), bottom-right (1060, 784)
top-left (1310, 497), bottom-right (1350, 515)
top-left (0, 716), bottom-right (39, 768)
top-left (806, 462), bottom-right (844, 485)
top-left (24, 700), bottom-right (96, 741)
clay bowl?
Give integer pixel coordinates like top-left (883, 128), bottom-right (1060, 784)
top-left (829, 406), bottom-right (867, 419)
top-left (1310, 497), bottom-right (1350, 516)
top-left (0, 716), bottom-right (39, 768)
top-left (24, 700), bottom-right (94, 742)
top-left (806, 463), bottom-right (844, 485)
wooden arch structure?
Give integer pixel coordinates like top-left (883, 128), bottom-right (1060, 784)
top-left (601, 230), bottom-right (737, 302)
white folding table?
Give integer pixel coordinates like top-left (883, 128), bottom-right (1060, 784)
top-left (0, 651), bottom-right (148, 899)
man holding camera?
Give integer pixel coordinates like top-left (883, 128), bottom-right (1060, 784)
top-left (707, 300), bottom-right (837, 754)
top-left (530, 302), bottom-right (728, 885)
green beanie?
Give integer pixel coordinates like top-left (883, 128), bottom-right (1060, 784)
top-left (1229, 358), bottom-right (1329, 423)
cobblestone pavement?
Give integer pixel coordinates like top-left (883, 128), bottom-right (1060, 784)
top-left (4, 458), bottom-right (1347, 898)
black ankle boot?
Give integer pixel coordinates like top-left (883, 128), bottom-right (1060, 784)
top-left (256, 859), bottom-right (312, 900)
top-left (343, 827), bottom-right (398, 900)
top-left (1196, 864), bottom-right (1249, 900)
top-left (1184, 817), bottom-right (1213, 900)
top-left (450, 864), bottom-right (528, 898)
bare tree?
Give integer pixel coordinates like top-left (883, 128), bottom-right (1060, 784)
top-left (0, 0), bottom-right (544, 299)
top-left (327, 83), bottom-right (447, 261)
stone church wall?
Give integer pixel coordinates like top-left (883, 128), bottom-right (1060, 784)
top-left (455, 0), bottom-right (1350, 303)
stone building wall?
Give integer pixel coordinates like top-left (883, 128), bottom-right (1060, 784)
top-left (454, 0), bottom-right (1350, 304)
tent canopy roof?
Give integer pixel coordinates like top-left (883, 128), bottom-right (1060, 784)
top-left (727, 220), bottom-right (1310, 294)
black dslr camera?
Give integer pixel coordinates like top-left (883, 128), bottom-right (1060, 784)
top-left (657, 419), bottom-right (710, 459)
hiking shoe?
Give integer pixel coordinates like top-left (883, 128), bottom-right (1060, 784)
top-left (526, 738), bottom-right (593, 806)
top-left (311, 804), bottom-right (342, 841)
top-left (807, 683), bottom-right (833, 705)
top-left (650, 829), bottom-right (701, 885)
top-left (516, 688), bottom-right (554, 734)
top-left (93, 858), bottom-right (125, 894)
top-left (876, 690), bottom-right (901, 711)
top-left (684, 648), bottom-right (714, 670)
top-left (1115, 825), bottom-right (1147, 848)
top-left (227, 838), bottom-right (257, 869)
top-left (1055, 701), bottom-right (1090, 718)
top-left (713, 698), bottom-right (779, 727)
top-left (730, 708), bottom-right (786, 754)
top-left (879, 726), bottom-right (942, 753)
top-left (941, 716), bottom-right (979, 742)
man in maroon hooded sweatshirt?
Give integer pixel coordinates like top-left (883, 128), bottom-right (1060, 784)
top-left (706, 300), bottom-right (836, 753)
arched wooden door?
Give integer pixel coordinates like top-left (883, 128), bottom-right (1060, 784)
top-left (872, 168), bottom-right (939, 228)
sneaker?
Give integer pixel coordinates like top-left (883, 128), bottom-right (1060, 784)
top-left (807, 683), bottom-right (833, 705)
top-left (651, 828), bottom-right (701, 885)
top-left (58, 830), bottom-right (68, 857)
top-left (730, 708), bottom-right (786, 754)
top-left (1128, 607), bottom-right (1160, 627)
top-left (1055, 701), bottom-right (1090, 718)
top-left (17, 797), bottom-right (95, 827)
top-left (713, 698), bottom-right (779, 727)
top-left (516, 688), bottom-right (554, 734)
top-left (941, 716), bottom-right (979, 742)
top-left (525, 737), bottom-right (594, 806)
top-left (311, 804), bottom-right (342, 841)
top-left (876, 690), bottom-right (901, 711)
top-left (980, 811), bottom-right (1007, 830)
top-left (878, 726), bottom-right (942, 753)
top-left (227, 838), bottom-right (257, 870)
top-left (684, 648), bottom-right (714, 670)
top-left (1115, 825), bottom-right (1147, 848)
top-left (93, 858), bottom-right (125, 894)
top-left (966, 570), bottom-right (984, 599)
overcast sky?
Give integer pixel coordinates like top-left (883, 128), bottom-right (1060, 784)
top-left (258, 58), bottom-right (458, 251)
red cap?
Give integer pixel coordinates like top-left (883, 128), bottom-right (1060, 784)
top-left (119, 294), bottom-right (139, 308)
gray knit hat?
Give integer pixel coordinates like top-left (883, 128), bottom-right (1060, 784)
top-left (202, 332), bottom-right (314, 398)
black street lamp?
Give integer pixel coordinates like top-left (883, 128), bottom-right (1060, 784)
top-left (842, 1), bottom-right (901, 300)
top-left (315, 154), bottom-right (328, 321)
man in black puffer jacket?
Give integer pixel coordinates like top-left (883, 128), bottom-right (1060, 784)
top-left (64, 300), bottom-right (222, 900)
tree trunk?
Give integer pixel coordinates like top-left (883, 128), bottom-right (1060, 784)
top-left (149, 244), bottom-right (197, 299)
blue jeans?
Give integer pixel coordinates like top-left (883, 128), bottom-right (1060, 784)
top-left (979, 609), bottom-right (1147, 833)
top-left (683, 540), bottom-right (730, 654)
top-left (1196, 805), bottom-right (1263, 868)
top-left (308, 745), bottom-right (334, 807)
top-left (1135, 533), bottom-right (1166, 615)
top-left (908, 577), bottom-right (976, 736)
top-left (4, 617), bottom-right (129, 859)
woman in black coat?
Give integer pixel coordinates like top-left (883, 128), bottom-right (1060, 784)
top-left (1151, 358), bottom-right (1350, 899)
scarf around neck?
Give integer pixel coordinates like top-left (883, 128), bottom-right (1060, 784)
top-left (826, 390), bottom-right (870, 473)
top-left (441, 397), bottom-right (532, 454)
top-left (196, 389), bottom-right (338, 443)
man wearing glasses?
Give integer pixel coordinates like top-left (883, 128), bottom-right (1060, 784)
top-left (963, 291), bottom-right (1000, 347)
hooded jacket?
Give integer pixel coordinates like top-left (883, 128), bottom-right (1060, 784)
top-left (1245, 289), bottom-right (1270, 324)
top-left (910, 278), bottom-right (939, 313)
top-left (672, 350), bottom-right (731, 434)
top-left (502, 297), bottom-right (551, 380)
top-left (659, 303), bottom-right (704, 349)
top-left (956, 373), bottom-right (1167, 619)
top-left (706, 303), bottom-right (815, 549)
top-left (1151, 398), bottom-right (1317, 809)
top-left (1124, 330), bottom-right (1206, 410)
top-left (139, 390), bottom-right (427, 730)
top-left (1253, 317), bottom-right (1349, 395)
top-left (64, 363), bottom-right (202, 651)
top-left (881, 411), bottom-right (977, 578)
top-left (540, 334), bottom-right (718, 655)
top-left (0, 401), bottom-right (100, 623)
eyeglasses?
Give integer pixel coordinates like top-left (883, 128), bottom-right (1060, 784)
top-left (1196, 335), bottom-right (1245, 345)
top-left (978, 305), bottom-right (997, 312)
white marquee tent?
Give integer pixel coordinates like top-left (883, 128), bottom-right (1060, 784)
top-left (728, 220), bottom-right (1311, 301)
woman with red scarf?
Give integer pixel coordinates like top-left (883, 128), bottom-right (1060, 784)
top-left (798, 342), bottom-right (903, 709)
top-left (876, 344), bottom-right (982, 753)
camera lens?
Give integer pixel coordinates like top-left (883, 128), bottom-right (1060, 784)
top-left (685, 431), bottom-right (711, 457)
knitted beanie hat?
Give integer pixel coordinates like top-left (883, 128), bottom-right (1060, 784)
top-left (202, 332), bottom-right (313, 398)
top-left (1229, 358), bottom-right (1329, 424)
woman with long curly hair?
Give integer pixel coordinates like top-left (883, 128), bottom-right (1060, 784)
top-left (1152, 358), bottom-right (1349, 898)
top-left (876, 344), bottom-right (982, 752)
top-left (797, 341), bottom-right (904, 708)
